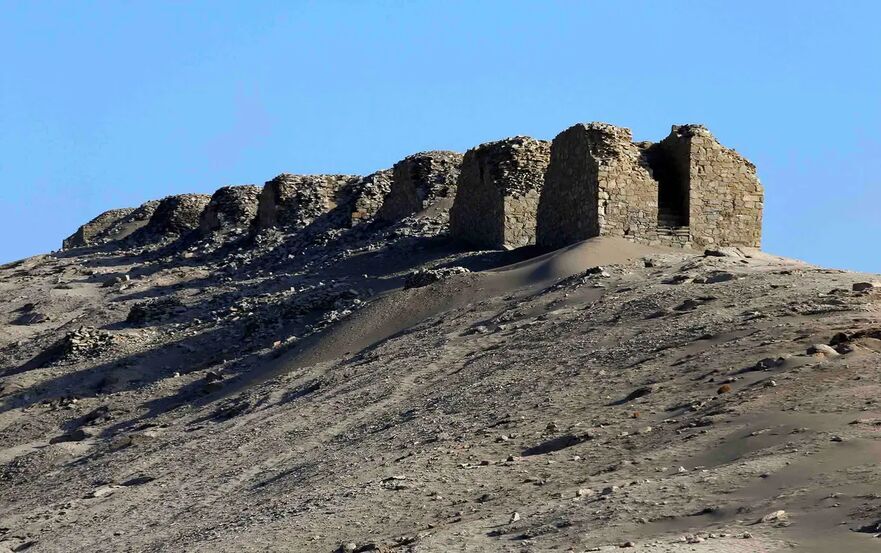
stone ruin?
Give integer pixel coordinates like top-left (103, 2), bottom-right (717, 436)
top-left (450, 136), bottom-right (551, 248)
top-left (537, 123), bottom-right (659, 249)
top-left (141, 194), bottom-right (212, 237)
top-left (646, 124), bottom-right (763, 248)
top-left (62, 208), bottom-right (135, 249)
top-left (255, 174), bottom-right (359, 230)
top-left (62, 200), bottom-right (161, 250)
top-left (199, 185), bottom-right (261, 235)
top-left (339, 169), bottom-right (393, 227)
top-left (61, 121), bottom-right (763, 254)
top-left (537, 123), bottom-right (763, 250)
top-left (375, 151), bottom-right (463, 222)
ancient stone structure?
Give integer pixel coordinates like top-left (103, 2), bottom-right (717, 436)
top-left (537, 123), bottom-right (659, 249)
top-left (450, 136), bottom-right (551, 248)
top-left (255, 174), bottom-right (359, 230)
top-left (60, 121), bottom-right (763, 254)
top-left (537, 122), bottom-right (762, 250)
top-left (62, 208), bottom-right (135, 249)
top-left (343, 169), bottom-right (393, 226)
top-left (61, 200), bottom-right (163, 249)
top-left (199, 185), bottom-right (261, 235)
top-left (142, 194), bottom-right (212, 236)
top-left (646, 124), bottom-right (763, 248)
top-left (376, 151), bottom-right (463, 222)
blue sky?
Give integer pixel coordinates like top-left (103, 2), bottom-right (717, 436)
top-left (1, 1), bottom-right (879, 271)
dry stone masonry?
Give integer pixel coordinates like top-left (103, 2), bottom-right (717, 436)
top-left (376, 151), bottom-right (463, 222)
top-left (63, 208), bottom-right (135, 249)
top-left (450, 136), bottom-right (551, 248)
top-left (648, 124), bottom-right (763, 248)
top-left (537, 123), bottom-right (659, 249)
top-left (255, 174), bottom-right (359, 230)
top-left (61, 120), bottom-right (763, 254)
top-left (142, 194), bottom-right (212, 237)
top-left (537, 122), bottom-right (762, 250)
top-left (199, 185), bottom-right (262, 235)
top-left (340, 169), bottom-right (393, 227)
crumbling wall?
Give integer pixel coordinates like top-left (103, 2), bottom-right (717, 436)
top-left (255, 174), bottom-right (359, 230)
top-left (655, 125), bottom-right (763, 248)
top-left (142, 194), bottom-right (212, 236)
top-left (376, 151), bottom-right (463, 222)
top-left (450, 136), bottom-right (550, 248)
top-left (537, 123), bottom-right (658, 250)
top-left (345, 169), bottom-right (393, 226)
top-left (63, 208), bottom-right (135, 249)
top-left (199, 185), bottom-right (261, 235)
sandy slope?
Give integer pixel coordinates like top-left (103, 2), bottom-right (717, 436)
top-left (2, 235), bottom-right (881, 552)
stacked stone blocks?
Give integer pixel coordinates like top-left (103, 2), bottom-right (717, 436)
top-left (376, 151), bottom-right (463, 222)
top-left (450, 136), bottom-right (550, 248)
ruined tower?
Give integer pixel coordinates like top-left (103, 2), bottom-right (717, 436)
top-left (375, 151), bottom-right (463, 222)
top-left (645, 124), bottom-right (763, 248)
top-left (536, 122), bottom-right (763, 250)
top-left (450, 136), bottom-right (551, 249)
top-left (536, 123), bottom-right (658, 250)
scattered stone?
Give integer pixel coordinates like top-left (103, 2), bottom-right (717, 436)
top-left (808, 344), bottom-right (839, 357)
top-left (403, 267), bottom-right (470, 289)
top-left (759, 510), bottom-right (787, 523)
top-left (852, 282), bottom-right (881, 292)
top-left (48, 428), bottom-right (91, 444)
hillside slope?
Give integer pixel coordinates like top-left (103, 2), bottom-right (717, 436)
top-left (2, 217), bottom-right (881, 553)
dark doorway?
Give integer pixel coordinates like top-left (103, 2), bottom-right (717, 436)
top-left (645, 145), bottom-right (689, 228)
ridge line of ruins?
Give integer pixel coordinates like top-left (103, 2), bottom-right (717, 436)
top-left (62, 122), bottom-right (763, 253)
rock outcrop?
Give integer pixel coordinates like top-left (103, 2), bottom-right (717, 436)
top-left (376, 151), bottom-right (463, 222)
top-left (199, 185), bottom-right (261, 235)
top-left (450, 136), bottom-right (550, 248)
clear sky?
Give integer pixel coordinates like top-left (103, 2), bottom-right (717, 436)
top-left (1, 1), bottom-right (879, 271)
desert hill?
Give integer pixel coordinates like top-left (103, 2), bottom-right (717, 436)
top-left (2, 123), bottom-right (881, 552)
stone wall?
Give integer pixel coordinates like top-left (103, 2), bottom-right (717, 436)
top-left (199, 185), bottom-right (261, 235)
top-left (345, 169), bottom-right (393, 226)
top-left (63, 208), bottom-right (135, 249)
top-left (450, 136), bottom-right (550, 248)
top-left (653, 125), bottom-right (763, 248)
top-left (537, 122), bottom-right (763, 250)
top-left (255, 174), bottom-right (359, 230)
top-left (376, 151), bottom-right (463, 222)
top-left (143, 194), bottom-right (212, 236)
top-left (537, 123), bottom-right (658, 250)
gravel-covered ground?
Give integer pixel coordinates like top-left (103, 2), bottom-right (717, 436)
top-left (2, 216), bottom-right (881, 552)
